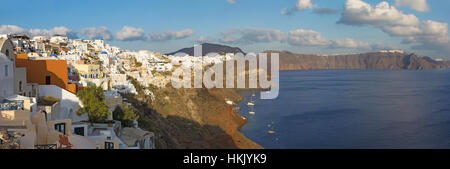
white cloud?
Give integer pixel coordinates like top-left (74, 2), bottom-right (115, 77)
top-left (115, 26), bottom-right (146, 41)
top-left (338, 0), bottom-right (419, 26)
top-left (81, 27), bottom-right (113, 40)
top-left (287, 29), bottom-right (328, 46)
top-left (218, 27), bottom-right (393, 51)
top-left (0, 25), bottom-right (77, 38)
top-left (382, 20), bottom-right (448, 38)
top-left (287, 29), bottom-right (397, 51)
top-left (29, 26), bottom-right (77, 38)
top-left (329, 38), bottom-right (370, 49)
top-left (282, 0), bottom-right (338, 15)
top-left (282, 0), bottom-right (315, 15)
top-left (339, 0), bottom-right (449, 55)
top-left (193, 36), bottom-right (215, 44)
top-left (395, 0), bottom-right (429, 12)
top-left (219, 28), bottom-right (287, 44)
top-left (296, 0), bottom-right (314, 11)
top-left (148, 29), bottom-right (194, 41)
top-left (0, 25), bottom-right (26, 34)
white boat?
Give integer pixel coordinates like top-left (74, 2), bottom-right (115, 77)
top-left (226, 100), bottom-right (233, 105)
top-left (248, 91), bottom-right (256, 106)
top-left (247, 91), bottom-right (256, 115)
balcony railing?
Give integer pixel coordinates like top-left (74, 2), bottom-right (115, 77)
top-left (0, 100), bottom-right (25, 111)
top-left (34, 144), bottom-right (58, 149)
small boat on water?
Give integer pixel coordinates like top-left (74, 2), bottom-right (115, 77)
top-left (248, 91), bottom-right (256, 106)
top-left (249, 101), bottom-right (255, 115)
top-left (268, 130), bottom-right (276, 134)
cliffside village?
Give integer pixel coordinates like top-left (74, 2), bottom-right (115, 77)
top-left (0, 33), bottom-right (238, 149)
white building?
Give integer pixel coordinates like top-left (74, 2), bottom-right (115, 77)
top-left (0, 37), bottom-right (16, 65)
top-left (32, 36), bottom-right (49, 42)
top-left (50, 35), bottom-right (69, 44)
top-left (380, 49), bottom-right (405, 54)
top-left (38, 85), bottom-right (87, 122)
top-left (98, 51), bottom-right (110, 67)
top-left (93, 40), bottom-right (105, 49)
top-left (0, 53), bottom-right (14, 99)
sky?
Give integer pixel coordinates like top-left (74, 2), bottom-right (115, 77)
top-left (0, 0), bottom-right (449, 58)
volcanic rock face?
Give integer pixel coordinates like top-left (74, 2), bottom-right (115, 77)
top-left (128, 86), bottom-right (262, 149)
top-left (264, 51), bottom-right (448, 70)
top-left (168, 43), bottom-right (447, 70)
top-left (166, 43), bottom-right (245, 56)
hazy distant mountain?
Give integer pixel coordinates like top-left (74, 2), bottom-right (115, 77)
top-left (167, 44), bottom-right (448, 70)
top-left (263, 50), bottom-right (449, 70)
top-left (166, 43), bottom-right (245, 56)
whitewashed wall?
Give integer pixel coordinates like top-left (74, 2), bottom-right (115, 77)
top-left (0, 54), bottom-right (14, 99)
top-left (38, 85), bottom-right (88, 122)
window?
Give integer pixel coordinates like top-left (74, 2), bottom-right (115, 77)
top-left (4, 65), bottom-right (8, 77)
top-left (45, 76), bottom-right (51, 85)
top-left (19, 81), bottom-right (22, 92)
top-left (54, 123), bottom-right (66, 135)
top-left (104, 142), bottom-right (114, 149)
top-left (74, 127), bottom-right (85, 136)
top-left (5, 50), bottom-right (9, 57)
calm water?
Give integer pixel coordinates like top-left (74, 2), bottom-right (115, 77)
top-left (238, 70), bottom-right (450, 149)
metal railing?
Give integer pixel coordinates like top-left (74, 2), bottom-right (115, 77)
top-left (34, 144), bottom-right (58, 149)
top-left (0, 100), bottom-right (24, 111)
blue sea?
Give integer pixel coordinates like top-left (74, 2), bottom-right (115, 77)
top-left (238, 70), bottom-right (450, 149)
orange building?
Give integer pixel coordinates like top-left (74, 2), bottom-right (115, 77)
top-left (16, 53), bottom-right (29, 60)
top-left (15, 54), bottom-right (77, 94)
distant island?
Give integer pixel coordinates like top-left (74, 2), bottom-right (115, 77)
top-left (166, 43), bottom-right (246, 56)
top-left (168, 43), bottom-right (449, 70)
top-left (269, 50), bottom-right (449, 70)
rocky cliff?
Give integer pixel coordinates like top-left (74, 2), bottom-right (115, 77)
top-left (265, 51), bottom-right (449, 70)
top-left (123, 82), bottom-right (262, 149)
